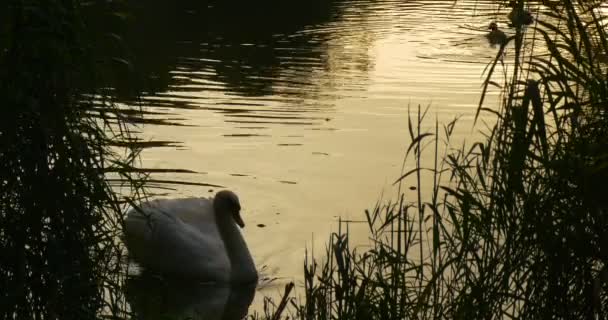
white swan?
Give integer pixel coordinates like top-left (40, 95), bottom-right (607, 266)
top-left (123, 190), bottom-right (258, 284)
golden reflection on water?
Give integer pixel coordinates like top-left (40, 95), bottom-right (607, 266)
top-left (113, 0), bottom-right (528, 310)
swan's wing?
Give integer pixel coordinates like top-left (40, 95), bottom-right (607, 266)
top-left (140, 198), bottom-right (217, 234)
top-left (124, 200), bottom-right (230, 281)
top-left (168, 198), bottom-right (217, 233)
top-left (151, 218), bottom-right (230, 281)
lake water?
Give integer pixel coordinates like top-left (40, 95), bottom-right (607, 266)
top-left (111, 0), bottom-right (514, 316)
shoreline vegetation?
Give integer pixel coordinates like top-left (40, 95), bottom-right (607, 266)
top-left (1, 0), bottom-right (607, 319)
top-left (0, 1), bottom-right (138, 319)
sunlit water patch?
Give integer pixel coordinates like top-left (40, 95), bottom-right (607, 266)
top-left (100, 0), bottom-right (538, 314)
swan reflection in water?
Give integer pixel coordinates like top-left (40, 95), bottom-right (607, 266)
top-left (125, 271), bottom-right (257, 320)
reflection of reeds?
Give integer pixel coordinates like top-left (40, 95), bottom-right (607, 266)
top-left (255, 0), bottom-right (608, 319)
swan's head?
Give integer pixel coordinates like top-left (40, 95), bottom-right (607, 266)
top-left (488, 22), bottom-right (498, 31)
top-left (213, 190), bottom-right (245, 228)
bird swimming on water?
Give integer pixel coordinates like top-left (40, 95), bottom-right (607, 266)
top-left (123, 190), bottom-right (258, 284)
top-left (487, 22), bottom-right (508, 47)
top-left (507, 0), bottom-right (534, 28)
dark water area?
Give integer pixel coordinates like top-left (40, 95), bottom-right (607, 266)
top-left (83, 0), bottom-right (340, 100)
top-left (125, 273), bottom-right (256, 320)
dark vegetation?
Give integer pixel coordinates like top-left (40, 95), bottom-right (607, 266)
top-left (0, 0), bottom-right (155, 318)
top-left (1, 0), bottom-right (607, 319)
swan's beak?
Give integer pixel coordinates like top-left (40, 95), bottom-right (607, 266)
top-left (234, 211), bottom-right (245, 228)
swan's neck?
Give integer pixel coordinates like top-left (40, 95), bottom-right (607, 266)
top-left (215, 214), bottom-right (258, 284)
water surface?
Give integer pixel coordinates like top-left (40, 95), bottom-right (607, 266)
top-left (108, 0), bottom-right (517, 313)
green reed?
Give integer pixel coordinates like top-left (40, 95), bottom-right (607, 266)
top-left (255, 0), bottom-right (608, 319)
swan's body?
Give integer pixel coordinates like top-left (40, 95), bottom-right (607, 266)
top-left (487, 22), bottom-right (507, 46)
top-left (124, 190), bottom-right (257, 284)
